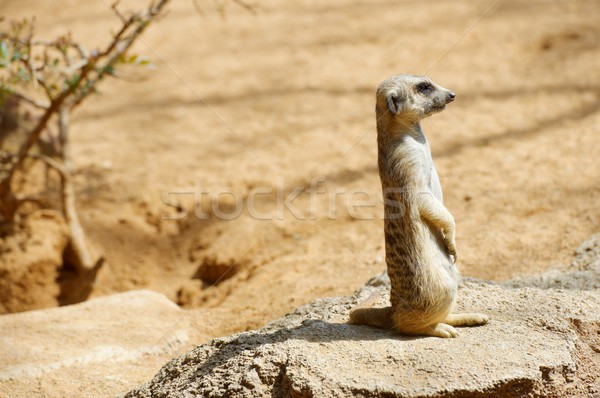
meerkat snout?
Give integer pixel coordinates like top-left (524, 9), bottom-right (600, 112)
top-left (447, 91), bottom-right (456, 102)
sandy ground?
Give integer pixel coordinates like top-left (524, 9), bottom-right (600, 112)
top-left (1, 0), bottom-right (599, 360)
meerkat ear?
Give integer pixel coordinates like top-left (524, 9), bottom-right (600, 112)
top-left (386, 89), bottom-right (404, 114)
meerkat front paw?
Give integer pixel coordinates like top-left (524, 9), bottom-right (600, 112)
top-left (445, 237), bottom-right (457, 262)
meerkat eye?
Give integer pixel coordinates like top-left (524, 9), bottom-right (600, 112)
top-left (416, 82), bottom-right (433, 94)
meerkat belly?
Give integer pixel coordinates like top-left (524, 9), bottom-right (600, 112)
top-left (419, 220), bottom-right (458, 299)
top-left (386, 218), bottom-right (457, 317)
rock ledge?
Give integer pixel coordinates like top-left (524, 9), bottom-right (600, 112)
top-left (125, 277), bottom-right (600, 398)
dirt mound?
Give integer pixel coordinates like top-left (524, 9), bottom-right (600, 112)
top-left (0, 211), bottom-right (68, 313)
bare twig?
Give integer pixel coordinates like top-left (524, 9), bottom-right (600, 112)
top-left (70, 0), bottom-right (170, 110)
top-left (27, 153), bottom-right (66, 175)
top-left (0, 61), bottom-right (93, 200)
top-left (231, 0), bottom-right (257, 15)
top-left (57, 108), bottom-right (104, 272)
top-left (191, 0), bottom-right (206, 15)
top-left (7, 91), bottom-right (49, 109)
top-left (22, 26), bottom-right (41, 90)
top-left (191, 0), bottom-right (256, 16)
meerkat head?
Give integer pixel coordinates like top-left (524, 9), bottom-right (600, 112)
top-left (376, 74), bottom-right (455, 124)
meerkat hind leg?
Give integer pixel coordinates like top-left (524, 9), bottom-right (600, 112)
top-left (349, 291), bottom-right (395, 330)
top-left (444, 313), bottom-right (490, 327)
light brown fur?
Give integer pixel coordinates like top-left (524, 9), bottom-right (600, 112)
top-left (349, 74), bottom-right (489, 338)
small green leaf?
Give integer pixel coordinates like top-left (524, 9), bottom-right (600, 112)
top-left (11, 49), bottom-right (21, 62)
top-left (104, 65), bottom-right (115, 76)
top-left (0, 41), bottom-right (8, 61)
top-left (135, 56), bottom-right (151, 66)
top-left (65, 75), bottom-right (81, 88)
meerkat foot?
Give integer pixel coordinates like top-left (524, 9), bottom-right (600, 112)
top-left (444, 313), bottom-right (489, 327)
top-left (426, 323), bottom-right (458, 338)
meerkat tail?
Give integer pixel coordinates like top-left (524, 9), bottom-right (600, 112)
top-left (349, 291), bottom-right (395, 329)
top-left (349, 306), bottom-right (396, 329)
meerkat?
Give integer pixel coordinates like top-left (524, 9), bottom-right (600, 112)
top-left (349, 74), bottom-right (489, 338)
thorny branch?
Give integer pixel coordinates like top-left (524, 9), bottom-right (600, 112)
top-left (0, 0), bottom-right (170, 274)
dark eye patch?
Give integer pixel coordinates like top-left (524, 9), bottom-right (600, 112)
top-left (416, 82), bottom-right (433, 94)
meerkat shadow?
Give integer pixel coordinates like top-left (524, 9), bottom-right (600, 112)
top-left (191, 318), bottom-right (430, 379)
top-left (284, 318), bottom-right (432, 346)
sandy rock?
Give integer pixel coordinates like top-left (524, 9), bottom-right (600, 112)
top-left (0, 290), bottom-right (202, 398)
top-left (126, 277), bottom-right (600, 398)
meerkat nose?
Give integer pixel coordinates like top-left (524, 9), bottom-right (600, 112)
top-left (447, 92), bottom-right (456, 102)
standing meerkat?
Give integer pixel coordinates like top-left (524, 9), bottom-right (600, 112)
top-left (349, 74), bottom-right (489, 338)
